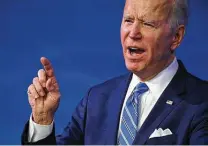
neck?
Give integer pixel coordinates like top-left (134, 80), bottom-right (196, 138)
top-left (135, 56), bottom-right (175, 82)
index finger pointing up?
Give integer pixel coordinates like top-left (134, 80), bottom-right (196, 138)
top-left (40, 57), bottom-right (54, 77)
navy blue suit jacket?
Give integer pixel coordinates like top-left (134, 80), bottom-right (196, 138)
top-left (22, 61), bottom-right (208, 145)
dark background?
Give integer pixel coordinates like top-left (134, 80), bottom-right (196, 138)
top-left (0, 0), bottom-right (207, 144)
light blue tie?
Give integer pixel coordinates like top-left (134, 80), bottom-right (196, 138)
top-left (118, 83), bottom-right (149, 145)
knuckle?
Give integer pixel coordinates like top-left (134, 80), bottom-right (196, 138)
top-left (33, 77), bottom-right (38, 82)
top-left (28, 93), bottom-right (34, 99)
top-left (39, 69), bottom-right (44, 72)
top-left (39, 78), bottom-right (44, 83)
top-left (38, 69), bottom-right (45, 75)
top-left (28, 84), bottom-right (33, 90)
top-left (36, 87), bottom-right (42, 93)
top-left (38, 70), bottom-right (46, 81)
top-left (31, 84), bottom-right (36, 89)
top-left (29, 84), bottom-right (35, 91)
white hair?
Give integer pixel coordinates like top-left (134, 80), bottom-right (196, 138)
top-left (169, 0), bottom-right (189, 30)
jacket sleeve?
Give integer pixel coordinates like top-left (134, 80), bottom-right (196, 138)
top-left (21, 88), bottom-right (91, 145)
top-left (189, 102), bottom-right (208, 144)
top-left (21, 120), bottom-right (56, 145)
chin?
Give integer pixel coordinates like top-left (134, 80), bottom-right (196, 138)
top-left (125, 61), bottom-right (146, 74)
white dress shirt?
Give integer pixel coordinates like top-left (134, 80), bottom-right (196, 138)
top-left (28, 115), bottom-right (54, 142)
top-left (28, 58), bottom-right (178, 142)
top-left (118, 58), bottom-right (178, 134)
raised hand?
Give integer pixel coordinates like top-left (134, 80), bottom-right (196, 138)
top-left (27, 57), bottom-right (61, 125)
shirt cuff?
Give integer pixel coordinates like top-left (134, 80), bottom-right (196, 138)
top-left (28, 114), bottom-right (54, 142)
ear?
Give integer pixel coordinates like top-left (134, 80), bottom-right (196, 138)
top-left (170, 25), bottom-right (185, 52)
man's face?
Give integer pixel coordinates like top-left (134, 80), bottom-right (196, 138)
top-left (121, 0), bottom-right (178, 80)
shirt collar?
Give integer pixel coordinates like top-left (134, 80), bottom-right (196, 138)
top-left (131, 58), bottom-right (179, 97)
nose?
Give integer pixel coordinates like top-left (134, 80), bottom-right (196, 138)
top-left (129, 22), bottom-right (142, 40)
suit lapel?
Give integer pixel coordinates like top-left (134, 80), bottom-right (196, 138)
top-left (134, 88), bottom-right (183, 144)
top-left (103, 73), bottom-right (132, 145)
top-left (134, 60), bottom-right (188, 145)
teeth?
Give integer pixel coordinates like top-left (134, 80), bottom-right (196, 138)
top-left (130, 47), bottom-right (138, 50)
top-left (129, 48), bottom-right (137, 55)
top-left (129, 47), bottom-right (144, 55)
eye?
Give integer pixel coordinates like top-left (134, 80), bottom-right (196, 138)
top-left (143, 22), bottom-right (155, 27)
top-left (124, 18), bottom-right (134, 24)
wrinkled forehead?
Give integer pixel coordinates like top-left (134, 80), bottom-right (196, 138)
top-left (124, 0), bottom-right (174, 20)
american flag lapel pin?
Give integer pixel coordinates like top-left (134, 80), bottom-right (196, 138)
top-left (166, 100), bottom-right (173, 105)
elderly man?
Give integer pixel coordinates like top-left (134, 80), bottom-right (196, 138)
top-left (22, 0), bottom-right (208, 145)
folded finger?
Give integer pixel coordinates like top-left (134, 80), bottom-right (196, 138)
top-left (28, 84), bottom-right (39, 99)
top-left (33, 77), bottom-right (46, 97)
top-left (27, 86), bottom-right (35, 107)
top-left (38, 69), bottom-right (46, 87)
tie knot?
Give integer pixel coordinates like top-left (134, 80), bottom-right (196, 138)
top-left (130, 83), bottom-right (149, 104)
top-left (133, 82), bottom-right (149, 94)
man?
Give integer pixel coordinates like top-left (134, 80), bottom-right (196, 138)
top-left (22, 0), bottom-right (208, 145)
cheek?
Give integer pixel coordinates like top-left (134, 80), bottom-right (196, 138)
top-left (143, 34), bottom-right (157, 54)
top-left (120, 25), bottom-right (129, 46)
top-left (140, 34), bottom-right (164, 64)
top-left (145, 34), bottom-right (171, 62)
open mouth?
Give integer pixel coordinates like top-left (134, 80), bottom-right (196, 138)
top-left (128, 47), bottom-right (145, 55)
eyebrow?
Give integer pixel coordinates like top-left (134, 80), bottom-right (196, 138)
top-left (123, 14), bottom-right (134, 19)
top-left (123, 14), bottom-right (156, 23)
top-left (123, 13), bottom-right (150, 20)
